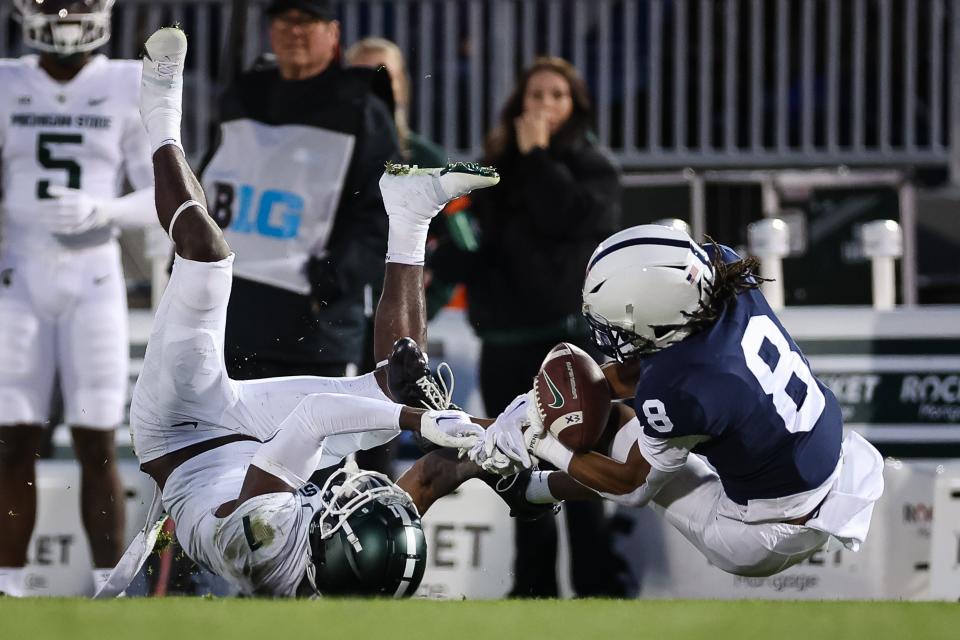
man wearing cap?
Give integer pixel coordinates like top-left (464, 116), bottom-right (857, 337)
top-left (201, 0), bottom-right (399, 380)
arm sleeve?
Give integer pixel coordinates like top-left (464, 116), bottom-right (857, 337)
top-left (638, 433), bottom-right (709, 473)
top-left (250, 393), bottom-right (402, 488)
top-left (120, 112), bottom-right (154, 191)
top-left (104, 187), bottom-right (157, 228)
top-left (511, 144), bottom-right (620, 239)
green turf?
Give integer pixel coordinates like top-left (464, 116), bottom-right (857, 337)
top-left (0, 598), bottom-right (956, 640)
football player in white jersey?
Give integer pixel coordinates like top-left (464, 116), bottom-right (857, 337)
top-left (0, 0), bottom-right (157, 596)
top-left (95, 27), bottom-right (500, 598)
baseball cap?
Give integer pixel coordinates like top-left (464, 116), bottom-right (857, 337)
top-left (266, 0), bottom-right (336, 21)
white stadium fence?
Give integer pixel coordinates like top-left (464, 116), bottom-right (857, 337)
top-left (2, 0), bottom-right (959, 175)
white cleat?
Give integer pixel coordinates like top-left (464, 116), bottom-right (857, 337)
top-left (379, 161), bottom-right (500, 222)
top-left (140, 27), bottom-right (187, 145)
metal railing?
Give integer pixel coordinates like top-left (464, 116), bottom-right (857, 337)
top-left (1, 0), bottom-right (958, 173)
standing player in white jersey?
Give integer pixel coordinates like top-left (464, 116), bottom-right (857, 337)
top-left (0, 0), bottom-right (157, 596)
top-left (100, 26), bottom-right (500, 598)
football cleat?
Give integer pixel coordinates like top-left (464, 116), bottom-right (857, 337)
top-left (386, 337), bottom-right (458, 412)
top-left (480, 470), bottom-right (561, 522)
top-left (379, 162), bottom-right (499, 224)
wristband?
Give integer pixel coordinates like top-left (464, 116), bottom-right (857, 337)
top-left (524, 470), bottom-right (559, 504)
top-left (532, 433), bottom-right (573, 472)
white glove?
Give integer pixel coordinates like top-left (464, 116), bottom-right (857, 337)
top-left (420, 409), bottom-right (484, 449)
top-left (467, 393), bottom-right (533, 474)
top-left (41, 186), bottom-right (104, 234)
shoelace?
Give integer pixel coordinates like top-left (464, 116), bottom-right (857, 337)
top-left (495, 474), bottom-right (520, 493)
top-left (155, 58), bottom-right (180, 79)
top-left (415, 361), bottom-right (455, 411)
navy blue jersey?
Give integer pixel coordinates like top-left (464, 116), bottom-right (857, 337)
top-left (634, 245), bottom-right (842, 504)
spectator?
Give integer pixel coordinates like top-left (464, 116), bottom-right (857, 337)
top-left (431, 57), bottom-right (631, 597)
top-left (201, 0), bottom-right (399, 379)
top-left (345, 37), bottom-right (473, 476)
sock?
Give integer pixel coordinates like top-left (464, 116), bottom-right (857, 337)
top-left (92, 568), bottom-right (113, 594)
top-left (144, 113), bottom-right (183, 154)
top-left (0, 567), bottom-right (24, 597)
top-left (385, 214), bottom-right (430, 265)
top-left (525, 471), bottom-right (559, 504)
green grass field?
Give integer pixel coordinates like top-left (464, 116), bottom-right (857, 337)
top-left (0, 599), bottom-right (956, 640)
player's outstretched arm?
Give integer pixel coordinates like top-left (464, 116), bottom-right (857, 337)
top-left (396, 448), bottom-right (485, 514)
top-left (214, 393), bottom-right (490, 518)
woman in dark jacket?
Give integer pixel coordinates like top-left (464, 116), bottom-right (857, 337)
top-left (432, 57), bottom-right (630, 597)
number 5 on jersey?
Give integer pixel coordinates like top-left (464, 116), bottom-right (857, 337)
top-left (36, 133), bottom-right (83, 198)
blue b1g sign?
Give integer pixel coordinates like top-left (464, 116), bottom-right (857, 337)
top-left (210, 182), bottom-right (303, 239)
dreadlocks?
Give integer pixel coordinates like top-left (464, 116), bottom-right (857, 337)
top-left (653, 239), bottom-right (768, 341)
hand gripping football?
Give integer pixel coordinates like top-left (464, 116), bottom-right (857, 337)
top-left (532, 343), bottom-right (612, 452)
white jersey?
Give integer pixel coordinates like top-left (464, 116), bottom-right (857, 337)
top-left (162, 440), bottom-right (324, 597)
top-left (0, 54), bottom-right (152, 253)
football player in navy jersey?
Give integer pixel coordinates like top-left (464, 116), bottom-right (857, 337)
top-left (474, 225), bottom-right (885, 577)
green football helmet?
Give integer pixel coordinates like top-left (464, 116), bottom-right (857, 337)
top-left (305, 467), bottom-right (427, 598)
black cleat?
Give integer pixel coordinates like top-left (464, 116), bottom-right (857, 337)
top-left (480, 470), bottom-right (561, 522)
top-left (386, 337), bottom-right (457, 410)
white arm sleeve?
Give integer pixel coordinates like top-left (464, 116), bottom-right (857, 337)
top-left (250, 393), bottom-right (402, 488)
top-left (121, 111), bottom-right (154, 190)
top-left (101, 187), bottom-right (157, 228)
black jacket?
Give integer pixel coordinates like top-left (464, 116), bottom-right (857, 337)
top-left (205, 62), bottom-right (399, 369)
top-left (432, 135), bottom-right (621, 339)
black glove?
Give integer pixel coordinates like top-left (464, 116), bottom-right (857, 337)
top-left (306, 256), bottom-right (345, 309)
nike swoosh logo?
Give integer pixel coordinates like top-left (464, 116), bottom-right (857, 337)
top-left (543, 372), bottom-right (565, 409)
top-left (88, 97), bottom-right (108, 107)
top-left (93, 275), bottom-right (109, 285)
top-left (171, 420), bottom-right (198, 429)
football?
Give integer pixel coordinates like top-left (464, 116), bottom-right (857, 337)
top-left (532, 343), bottom-right (612, 452)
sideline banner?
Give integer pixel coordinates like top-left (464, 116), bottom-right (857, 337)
top-left (929, 472), bottom-right (960, 600)
top-left (25, 460), bottom-right (154, 596)
top-left (612, 459), bottom-right (943, 600)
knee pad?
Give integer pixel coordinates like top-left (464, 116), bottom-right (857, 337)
top-left (171, 254), bottom-right (234, 311)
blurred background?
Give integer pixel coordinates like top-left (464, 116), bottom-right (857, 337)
top-left (2, 0), bottom-right (959, 600)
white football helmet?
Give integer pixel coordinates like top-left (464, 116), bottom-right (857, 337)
top-left (582, 224), bottom-right (714, 360)
top-left (14, 0), bottom-right (114, 55)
